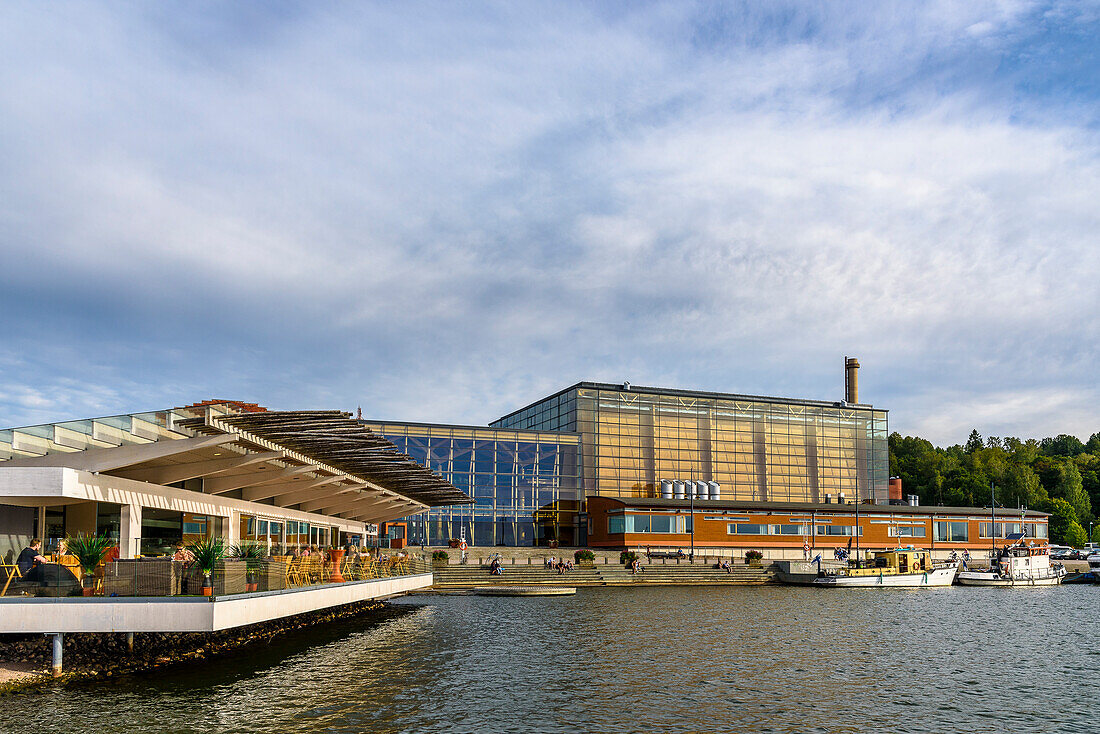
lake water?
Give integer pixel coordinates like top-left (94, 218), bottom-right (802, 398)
top-left (5, 585), bottom-right (1095, 733)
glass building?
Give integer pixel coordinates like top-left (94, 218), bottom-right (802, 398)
top-left (360, 422), bottom-right (582, 547)
top-left (491, 383), bottom-right (889, 506)
top-left (368, 381), bottom-right (888, 547)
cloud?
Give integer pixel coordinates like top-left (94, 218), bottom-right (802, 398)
top-left (0, 1), bottom-right (1098, 446)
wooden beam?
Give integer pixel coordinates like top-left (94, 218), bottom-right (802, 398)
top-left (112, 451), bottom-right (284, 485)
top-left (203, 465), bottom-right (319, 495)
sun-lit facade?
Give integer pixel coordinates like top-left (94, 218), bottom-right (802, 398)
top-left (362, 380), bottom-right (889, 547)
top-left (491, 383), bottom-right (889, 506)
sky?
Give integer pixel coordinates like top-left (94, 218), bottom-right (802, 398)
top-left (1, 1), bottom-right (1098, 446)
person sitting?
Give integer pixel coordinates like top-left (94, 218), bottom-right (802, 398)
top-left (17, 539), bottom-right (47, 582)
top-left (172, 542), bottom-right (195, 564)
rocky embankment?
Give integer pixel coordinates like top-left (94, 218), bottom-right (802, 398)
top-left (0, 600), bottom-right (414, 693)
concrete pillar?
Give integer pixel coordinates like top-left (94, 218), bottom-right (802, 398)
top-left (226, 511), bottom-right (240, 545)
top-left (50, 633), bottom-right (63, 677)
top-left (125, 632), bottom-right (134, 653)
top-left (120, 504), bottom-right (142, 559)
top-left (35, 508), bottom-right (46, 542)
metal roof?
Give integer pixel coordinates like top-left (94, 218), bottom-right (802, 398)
top-left (491, 380), bottom-right (882, 426)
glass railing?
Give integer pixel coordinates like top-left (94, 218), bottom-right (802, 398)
top-left (0, 544), bottom-right (430, 600)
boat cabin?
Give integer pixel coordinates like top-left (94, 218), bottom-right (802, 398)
top-left (844, 548), bottom-right (932, 577)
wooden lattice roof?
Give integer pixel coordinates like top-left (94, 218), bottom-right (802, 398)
top-left (176, 410), bottom-right (472, 507)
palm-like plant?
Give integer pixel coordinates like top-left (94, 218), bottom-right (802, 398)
top-left (229, 541), bottom-right (266, 587)
top-left (187, 536), bottom-right (225, 575)
top-left (66, 532), bottom-right (114, 576)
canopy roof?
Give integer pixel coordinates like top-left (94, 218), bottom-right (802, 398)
top-left (175, 410), bottom-right (471, 508)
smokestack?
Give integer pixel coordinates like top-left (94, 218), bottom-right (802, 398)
top-left (844, 356), bottom-right (860, 403)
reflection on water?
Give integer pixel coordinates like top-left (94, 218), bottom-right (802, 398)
top-left (6, 586), bottom-right (1095, 733)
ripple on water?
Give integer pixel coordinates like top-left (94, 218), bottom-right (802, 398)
top-left (3, 585), bottom-right (1094, 734)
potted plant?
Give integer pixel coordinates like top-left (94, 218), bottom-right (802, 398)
top-left (573, 549), bottom-right (596, 568)
top-left (230, 541), bottom-right (265, 592)
top-left (619, 550), bottom-right (638, 566)
top-left (431, 550), bottom-right (449, 565)
top-left (66, 532), bottom-right (114, 596)
top-left (745, 549), bottom-right (764, 567)
top-left (187, 537), bottom-right (225, 596)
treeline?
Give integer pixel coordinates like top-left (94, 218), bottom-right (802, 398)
top-left (889, 430), bottom-right (1100, 547)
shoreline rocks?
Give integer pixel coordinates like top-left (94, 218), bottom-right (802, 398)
top-left (0, 600), bottom-right (415, 693)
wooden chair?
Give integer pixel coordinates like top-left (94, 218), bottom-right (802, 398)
top-left (286, 557), bottom-right (306, 587)
top-left (0, 563), bottom-right (21, 596)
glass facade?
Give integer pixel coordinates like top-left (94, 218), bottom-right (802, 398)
top-left (493, 383), bottom-right (889, 506)
top-left (361, 422), bottom-right (582, 547)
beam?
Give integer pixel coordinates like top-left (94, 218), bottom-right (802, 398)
top-left (203, 465), bottom-right (319, 495)
top-left (249, 476), bottom-right (346, 503)
top-left (341, 498), bottom-right (419, 520)
top-left (298, 492), bottom-right (381, 514)
top-left (112, 451), bottom-right (285, 485)
top-left (2, 434), bottom-right (238, 472)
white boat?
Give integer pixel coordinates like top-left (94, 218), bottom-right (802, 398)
top-left (957, 535), bottom-right (1065, 586)
top-left (814, 548), bottom-right (958, 587)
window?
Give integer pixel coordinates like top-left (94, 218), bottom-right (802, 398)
top-left (608, 516), bottom-right (625, 534)
top-left (935, 521), bottom-right (969, 542)
top-left (1029, 523), bottom-right (1048, 539)
top-left (889, 525), bottom-right (927, 538)
top-left (651, 515), bottom-right (672, 534)
top-left (773, 524), bottom-right (809, 535)
top-left (728, 523), bottom-right (769, 535)
top-left (627, 515), bottom-right (651, 533)
top-left (817, 525), bottom-right (859, 536)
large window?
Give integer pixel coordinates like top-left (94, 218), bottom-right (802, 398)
top-left (729, 523), bottom-right (769, 535)
top-left (816, 525), bottom-right (860, 536)
top-left (889, 525), bottom-right (927, 538)
top-left (609, 514), bottom-right (687, 534)
top-left (934, 521), bottom-right (969, 542)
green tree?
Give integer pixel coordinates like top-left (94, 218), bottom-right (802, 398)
top-left (965, 430), bottom-right (983, 453)
top-left (1041, 434), bottom-right (1087, 457)
top-left (1064, 522), bottom-right (1087, 548)
top-left (1044, 498), bottom-right (1079, 546)
top-left (999, 463), bottom-right (1047, 509)
top-left (1051, 461), bottom-right (1091, 525)
top-left (1086, 432), bottom-right (1100, 455)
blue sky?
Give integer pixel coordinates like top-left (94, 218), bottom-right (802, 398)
top-left (1, 1), bottom-right (1098, 445)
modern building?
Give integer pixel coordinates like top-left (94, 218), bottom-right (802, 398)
top-left (362, 358), bottom-right (910, 550)
top-left (1, 359), bottom-right (1048, 558)
top-left (0, 402), bottom-right (470, 562)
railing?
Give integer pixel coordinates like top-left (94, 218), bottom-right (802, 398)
top-left (1, 551), bottom-right (430, 599)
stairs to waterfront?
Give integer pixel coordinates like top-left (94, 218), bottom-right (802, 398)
top-left (431, 562), bottom-right (774, 589)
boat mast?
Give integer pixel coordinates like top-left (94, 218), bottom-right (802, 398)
top-left (990, 482), bottom-right (996, 558)
top-left (854, 482), bottom-right (860, 561)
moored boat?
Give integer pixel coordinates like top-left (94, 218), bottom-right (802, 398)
top-left (957, 535), bottom-right (1065, 586)
top-left (813, 547), bottom-right (957, 587)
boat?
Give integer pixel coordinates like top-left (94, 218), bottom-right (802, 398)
top-left (956, 534), bottom-right (1065, 586)
top-left (813, 547), bottom-right (958, 587)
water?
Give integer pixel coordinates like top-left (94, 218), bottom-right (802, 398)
top-left (5, 585), bottom-right (1095, 733)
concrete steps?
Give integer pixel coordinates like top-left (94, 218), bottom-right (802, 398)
top-left (431, 563), bottom-right (775, 589)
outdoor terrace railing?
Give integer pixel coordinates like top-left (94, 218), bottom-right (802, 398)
top-left (0, 550), bottom-right (430, 599)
